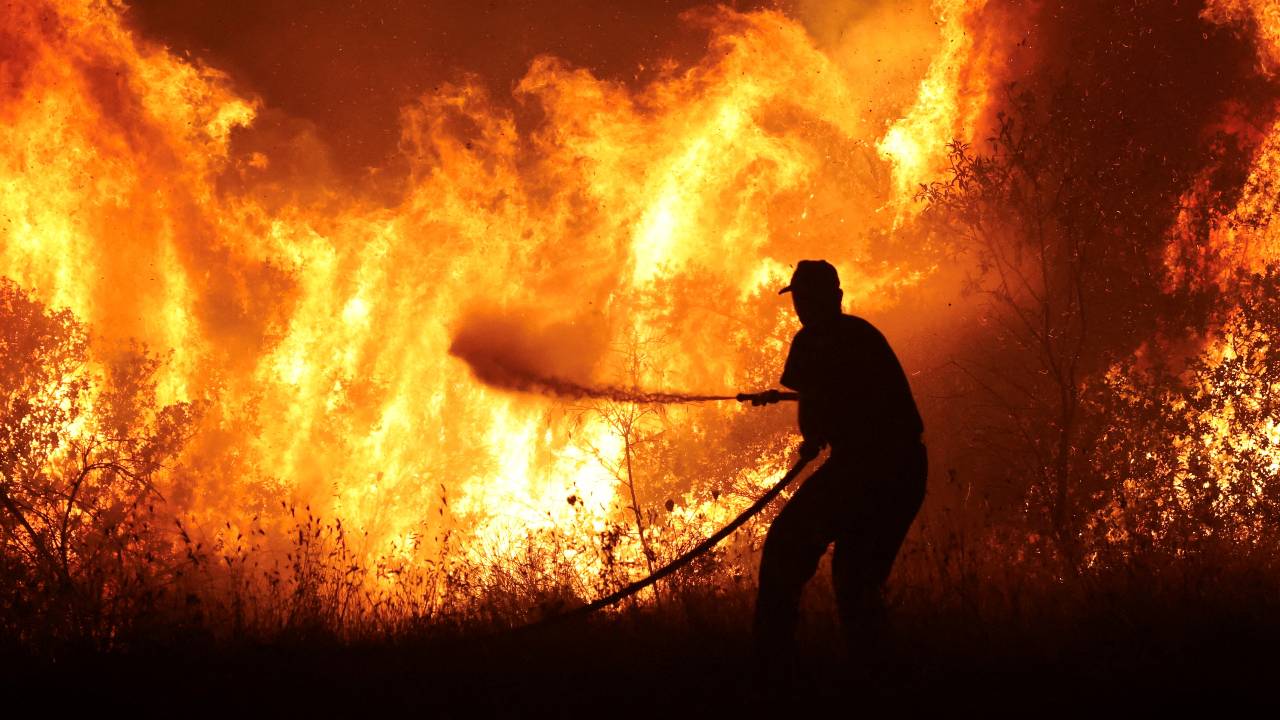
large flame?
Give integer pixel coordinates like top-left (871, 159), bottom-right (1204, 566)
top-left (8, 0), bottom-right (1280, 612)
top-left (1, 0), bottom-right (972, 594)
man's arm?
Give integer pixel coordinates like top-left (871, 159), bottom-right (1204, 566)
top-left (778, 330), bottom-right (826, 458)
top-left (796, 394), bottom-right (827, 460)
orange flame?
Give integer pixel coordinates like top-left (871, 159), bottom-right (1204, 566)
top-left (1, 0), bottom-right (971, 594)
top-left (877, 0), bottom-right (991, 215)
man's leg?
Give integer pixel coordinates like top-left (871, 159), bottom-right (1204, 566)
top-left (831, 442), bottom-right (927, 659)
top-left (754, 461), bottom-right (845, 660)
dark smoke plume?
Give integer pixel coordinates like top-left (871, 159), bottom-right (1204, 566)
top-left (449, 311), bottom-right (736, 404)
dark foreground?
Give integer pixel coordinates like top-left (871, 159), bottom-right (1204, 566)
top-left (7, 592), bottom-right (1280, 716)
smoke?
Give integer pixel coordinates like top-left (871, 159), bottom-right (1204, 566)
top-left (791, 0), bottom-right (941, 127)
top-left (449, 311), bottom-right (737, 404)
top-left (124, 0), bottom-right (775, 178)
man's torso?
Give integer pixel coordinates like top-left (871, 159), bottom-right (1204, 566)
top-left (780, 314), bottom-right (923, 452)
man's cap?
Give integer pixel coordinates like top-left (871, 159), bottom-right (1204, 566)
top-left (779, 259), bottom-right (840, 295)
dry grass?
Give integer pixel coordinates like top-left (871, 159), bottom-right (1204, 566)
top-left (5, 487), bottom-right (1280, 714)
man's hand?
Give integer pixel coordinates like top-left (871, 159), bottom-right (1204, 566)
top-left (745, 390), bottom-right (782, 406)
top-left (797, 437), bottom-right (826, 461)
top-left (736, 390), bottom-right (799, 405)
top-left (752, 389), bottom-right (783, 406)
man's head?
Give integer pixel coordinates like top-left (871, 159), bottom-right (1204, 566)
top-left (779, 259), bottom-right (843, 327)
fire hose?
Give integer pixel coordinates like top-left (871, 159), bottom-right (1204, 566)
top-left (520, 390), bottom-right (808, 631)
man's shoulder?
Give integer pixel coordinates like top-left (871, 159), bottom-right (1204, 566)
top-left (837, 313), bottom-right (885, 340)
top-left (790, 315), bottom-right (887, 349)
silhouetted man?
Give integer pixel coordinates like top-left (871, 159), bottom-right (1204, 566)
top-left (753, 259), bottom-right (926, 664)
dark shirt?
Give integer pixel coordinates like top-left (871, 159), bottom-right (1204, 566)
top-left (780, 314), bottom-right (923, 451)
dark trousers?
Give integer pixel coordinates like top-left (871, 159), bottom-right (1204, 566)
top-left (754, 440), bottom-right (927, 658)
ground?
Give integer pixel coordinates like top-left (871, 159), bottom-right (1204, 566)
top-left (9, 585), bottom-right (1280, 715)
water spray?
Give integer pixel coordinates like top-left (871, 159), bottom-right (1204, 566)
top-left (447, 328), bottom-right (800, 405)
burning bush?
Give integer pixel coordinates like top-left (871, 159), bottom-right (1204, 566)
top-left (1089, 268), bottom-right (1280, 553)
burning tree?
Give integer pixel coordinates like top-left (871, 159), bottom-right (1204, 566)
top-left (1089, 268), bottom-right (1280, 553)
top-left (919, 110), bottom-right (1091, 551)
top-left (918, 52), bottom-right (1266, 556)
top-left (0, 279), bottom-right (193, 642)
